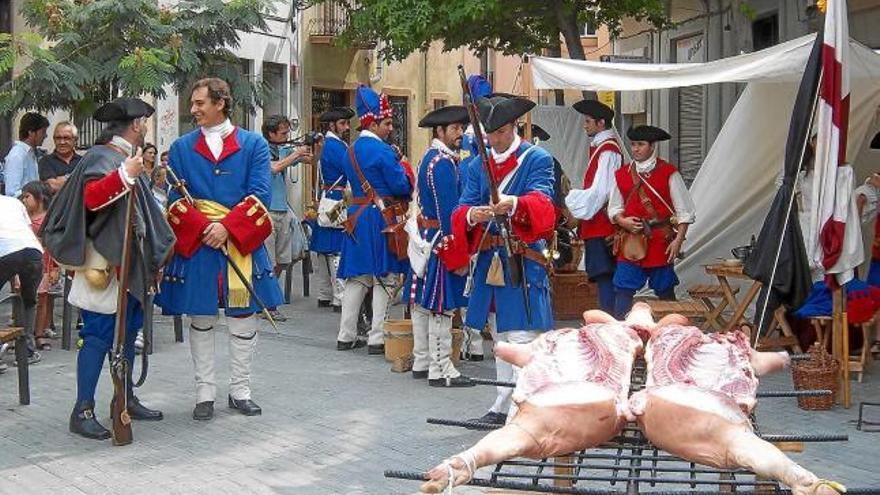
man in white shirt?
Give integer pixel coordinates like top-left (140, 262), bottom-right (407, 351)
top-left (3, 112), bottom-right (49, 197)
top-left (0, 195), bottom-right (45, 367)
top-left (565, 100), bottom-right (622, 314)
top-left (608, 125), bottom-right (696, 318)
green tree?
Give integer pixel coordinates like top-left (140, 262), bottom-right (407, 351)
top-left (0, 0), bottom-right (276, 116)
top-left (310, 0), bottom-right (667, 63)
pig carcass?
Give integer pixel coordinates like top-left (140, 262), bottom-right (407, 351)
top-left (629, 321), bottom-right (844, 495)
top-left (420, 308), bottom-right (644, 493)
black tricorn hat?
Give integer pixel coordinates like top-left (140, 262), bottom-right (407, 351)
top-left (476, 96), bottom-right (536, 133)
top-left (518, 123), bottom-right (551, 142)
top-left (870, 131), bottom-right (880, 149)
top-left (573, 99), bottom-right (614, 123)
top-left (319, 106), bottom-right (355, 123)
top-left (93, 97), bottom-right (155, 123)
top-left (627, 125), bottom-right (671, 143)
top-left (418, 105), bottom-right (469, 128)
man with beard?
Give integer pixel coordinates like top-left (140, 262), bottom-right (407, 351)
top-left (404, 105), bottom-right (475, 387)
top-left (565, 100), bottom-right (622, 314)
top-left (158, 78), bottom-right (284, 420)
top-left (336, 85), bottom-right (413, 353)
top-left (311, 107), bottom-right (355, 312)
top-left (39, 98), bottom-right (175, 440)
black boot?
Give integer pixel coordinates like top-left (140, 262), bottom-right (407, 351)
top-left (228, 395), bottom-right (262, 416)
top-left (193, 401), bottom-right (214, 421)
top-left (127, 395), bottom-right (163, 421)
top-left (69, 400), bottom-right (111, 440)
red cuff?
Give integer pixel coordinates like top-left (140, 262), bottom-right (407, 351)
top-left (167, 199), bottom-right (211, 258)
top-left (401, 160), bottom-right (416, 189)
top-left (84, 170), bottom-right (128, 211)
top-left (220, 195), bottom-right (273, 255)
top-left (511, 191), bottom-right (556, 243)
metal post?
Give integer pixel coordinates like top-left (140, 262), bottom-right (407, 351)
top-left (11, 296), bottom-right (30, 405)
top-left (285, 262), bottom-right (293, 304)
top-left (173, 315), bottom-right (183, 343)
top-left (302, 251), bottom-right (312, 297)
top-left (61, 272), bottom-right (73, 350)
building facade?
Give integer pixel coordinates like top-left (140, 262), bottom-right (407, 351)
top-left (612, 0), bottom-right (880, 183)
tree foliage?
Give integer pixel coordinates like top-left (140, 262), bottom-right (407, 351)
top-left (310, 0), bottom-right (668, 62)
top-left (0, 0), bottom-right (276, 116)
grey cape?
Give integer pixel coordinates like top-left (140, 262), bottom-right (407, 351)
top-left (40, 145), bottom-right (176, 305)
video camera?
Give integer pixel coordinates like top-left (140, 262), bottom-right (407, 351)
top-left (285, 131), bottom-right (324, 147)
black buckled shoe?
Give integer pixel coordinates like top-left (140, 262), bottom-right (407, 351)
top-left (367, 344), bottom-right (385, 355)
top-left (465, 353), bottom-right (485, 362)
top-left (228, 395), bottom-right (262, 416)
top-left (466, 411), bottom-right (507, 428)
top-left (193, 401), bottom-right (214, 421)
top-left (412, 370), bottom-right (428, 380)
top-left (127, 395), bottom-right (163, 421)
top-left (429, 375), bottom-right (476, 388)
top-left (317, 300), bottom-right (332, 308)
top-left (69, 401), bottom-right (111, 440)
top-left (337, 340), bottom-right (366, 351)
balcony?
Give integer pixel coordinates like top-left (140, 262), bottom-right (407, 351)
top-left (308, 1), bottom-right (349, 44)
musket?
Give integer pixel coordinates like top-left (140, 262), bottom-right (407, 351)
top-left (109, 170), bottom-right (137, 446)
top-left (163, 165), bottom-right (279, 331)
top-left (457, 65), bottom-right (531, 322)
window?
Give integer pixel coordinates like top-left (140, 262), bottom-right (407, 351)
top-left (752, 13), bottom-right (779, 51)
top-left (582, 20), bottom-right (597, 37)
top-left (178, 58), bottom-right (253, 134)
top-left (262, 62), bottom-right (287, 119)
top-left (433, 99), bottom-right (447, 110)
top-left (311, 88), bottom-right (348, 132)
top-left (389, 95), bottom-right (409, 158)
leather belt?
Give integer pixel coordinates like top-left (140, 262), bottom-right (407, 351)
top-left (350, 196), bottom-right (395, 205)
top-left (417, 215), bottom-right (440, 230)
top-left (478, 235), bottom-right (551, 271)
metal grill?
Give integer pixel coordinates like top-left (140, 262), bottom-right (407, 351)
top-left (386, 357), bottom-right (876, 495)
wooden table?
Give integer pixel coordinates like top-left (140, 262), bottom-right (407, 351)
top-left (704, 263), bottom-right (763, 330)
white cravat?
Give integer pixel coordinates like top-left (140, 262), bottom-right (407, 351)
top-left (359, 129), bottom-right (383, 141)
top-left (431, 138), bottom-right (456, 159)
top-left (490, 133), bottom-right (522, 164)
top-left (201, 119), bottom-right (234, 160)
top-left (634, 149), bottom-right (658, 174)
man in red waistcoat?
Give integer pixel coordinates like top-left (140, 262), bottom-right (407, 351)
top-left (608, 125), bottom-right (695, 318)
top-left (565, 100), bottom-right (622, 313)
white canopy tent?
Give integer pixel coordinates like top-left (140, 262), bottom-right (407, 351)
top-left (531, 34), bottom-right (880, 292)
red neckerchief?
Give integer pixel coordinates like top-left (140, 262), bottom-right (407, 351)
top-left (489, 152), bottom-right (518, 184)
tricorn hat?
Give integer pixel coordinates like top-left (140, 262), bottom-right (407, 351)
top-left (93, 97), bottom-right (155, 123)
top-left (573, 99), bottom-right (614, 123)
top-left (518, 123), bottom-right (551, 142)
top-left (627, 125), bottom-right (671, 143)
top-left (419, 105), bottom-right (469, 128)
top-left (476, 95), bottom-right (536, 133)
top-left (319, 106), bottom-right (355, 123)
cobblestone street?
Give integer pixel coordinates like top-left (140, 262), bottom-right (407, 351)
top-left (1, 277), bottom-right (879, 495)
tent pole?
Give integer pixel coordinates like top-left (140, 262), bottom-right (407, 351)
top-left (523, 56), bottom-right (533, 142)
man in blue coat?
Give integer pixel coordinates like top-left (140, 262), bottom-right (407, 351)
top-left (446, 95), bottom-right (557, 426)
top-left (158, 78), bottom-right (284, 420)
top-left (404, 105), bottom-right (475, 387)
top-left (336, 85), bottom-right (414, 354)
top-left (311, 107), bottom-right (354, 312)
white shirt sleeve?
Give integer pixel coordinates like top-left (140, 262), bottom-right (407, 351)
top-left (607, 181), bottom-right (625, 224)
top-left (564, 150), bottom-right (622, 220)
top-left (669, 172), bottom-right (696, 224)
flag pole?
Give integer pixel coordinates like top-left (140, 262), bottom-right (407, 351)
top-left (752, 66), bottom-right (823, 348)
top-left (523, 56), bottom-right (533, 142)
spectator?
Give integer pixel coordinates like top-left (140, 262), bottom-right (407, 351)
top-left (143, 143), bottom-right (158, 175)
top-left (20, 181), bottom-right (58, 351)
top-left (39, 121), bottom-right (82, 194)
top-left (0, 193), bottom-right (44, 367)
top-left (151, 166), bottom-right (169, 208)
top-left (4, 112), bottom-right (50, 197)
top-left (160, 150), bottom-right (169, 168)
top-left (261, 114), bottom-right (312, 322)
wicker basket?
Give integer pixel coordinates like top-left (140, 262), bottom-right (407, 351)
top-left (550, 271), bottom-right (598, 320)
top-left (792, 343), bottom-right (839, 410)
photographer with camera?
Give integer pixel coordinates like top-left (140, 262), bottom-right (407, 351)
top-left (262, 115), bottom-right (313, 322)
